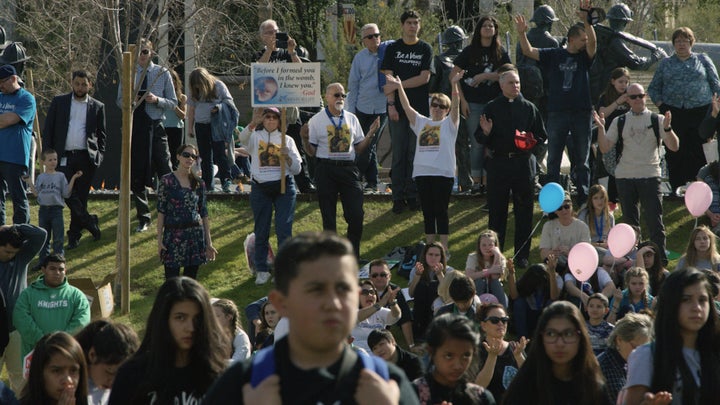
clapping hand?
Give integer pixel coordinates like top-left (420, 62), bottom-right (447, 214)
top-left (592, 111), bottom-right (605, 128)
top-left (663, 110), bottom-right (672, 129)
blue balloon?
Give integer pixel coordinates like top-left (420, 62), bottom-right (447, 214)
top-left (539, 182), bottom-right (565, 213)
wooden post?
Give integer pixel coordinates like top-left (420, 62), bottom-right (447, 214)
top-left (280, 107), bottom-right (287, 193)
top-left (119, 51), bottom-right (133, 315)
top-left (26, 70), bottom-right (42, 183)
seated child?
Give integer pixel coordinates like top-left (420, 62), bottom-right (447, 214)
top-left (585, 293), bottom-right (614, 356)
top-left (608, 267), bottom-right (654, 323)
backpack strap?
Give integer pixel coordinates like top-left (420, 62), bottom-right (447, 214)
top-left (650, 112), bottom-right (661, 147)
top-left (250, 345), bottom-right (275, 388)
top-left (615, 114), bottom-right (626, 162)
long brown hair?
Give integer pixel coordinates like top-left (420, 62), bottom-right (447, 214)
top-left (176, 144), bottom-right (200, 189)
top-left (584, 184), bottom-right (612, 241)
top-left (600, 67), bottom-right (630, 106)
top-left (469, 16), bottom-right (503, 66)
top-left (189, 67), bottom-right (218, 102)
top-left (419, 242), bottom-right (447, 283)
top-left (684, 225), bottom-right (720, 268)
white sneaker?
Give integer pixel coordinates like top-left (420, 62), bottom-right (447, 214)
top-left (255, 272), bottom-right (272, 285)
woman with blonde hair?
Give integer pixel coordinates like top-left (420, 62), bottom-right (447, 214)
top-left (186, 67), bottom-right (236, 193)
top-left (466, 230), bottom-right (508, 307)
top-left (212, 298), bottom-right (251, 363)
top-left (577, 184), bottom-right (614, 256)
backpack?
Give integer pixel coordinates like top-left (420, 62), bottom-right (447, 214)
top-left (397, 241), bottom-right (426, 279)
top-left (602, 112), bottom-right (660, 176)
top-left (517, 63), bottom-right (544, 99)
top-left (429, 54), bottom-right (455, 95)
top-left (250, 344), bottom-right (389, 388)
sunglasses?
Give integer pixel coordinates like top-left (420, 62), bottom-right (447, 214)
top-left (483, 316), bottom-right (510, 324)
top-left (431, 102), bottom-right (449, 110)
top-left (370, 273), bottom-right (389, 279)
top-left (628, 93), bottom-right (645, 100)
top-left (140, 49), bottom-right (151, 55)
top-left (180, 151), bottom-right (198, 160)
top-left (364, 33), bottom-right (381, 40)
top-left (556, 203), bottom-right (572, 211)
top-left (360, 289), bottom-right (377, 296)
top-left (333, 93), bottom-right (347, 99)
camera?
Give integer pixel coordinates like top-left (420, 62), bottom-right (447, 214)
top-left (275, 32), bottom-right (289, 49)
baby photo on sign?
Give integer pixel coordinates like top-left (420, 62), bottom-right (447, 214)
top-left (418, 124), bottom-right (440, 148)
top-left (327, 125), bottom-right (351, 154)
top-left (259, 141), bottom-right (281, 167)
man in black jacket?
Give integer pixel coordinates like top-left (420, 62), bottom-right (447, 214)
top-left (43, 69), bottom-right (105, 249)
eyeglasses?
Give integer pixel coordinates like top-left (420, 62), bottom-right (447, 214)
top-left (140, 49), bottom-right (151, 55)
top-left (431, 102), bottom-right (449, 110)
top-left (483, 316), bottom-right (509, 324)
top-left (556, 203), bottom-right (572, 212)
top-left (364, 33), bottom-right (381, 39)
top-left (628, 94), bottom-right (645, 100)
top-left (360, 289), bottom-right (377, 296)
top-left (370, 273), bottom-right (389, 279)
top-left (542, 329), bottom-right (581, 344)
top-left (333, 93), bottom-right (347, 98)
top-left (180, 151), bottom-right (198, 160)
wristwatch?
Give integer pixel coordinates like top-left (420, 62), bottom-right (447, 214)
top-left (373, 303), bottom-right (381, 311)
top-left (387, 101), bottom-right (395, 106)
top-left (664, 126), bottom-right (672, 132)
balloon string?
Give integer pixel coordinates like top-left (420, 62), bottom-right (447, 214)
top-left (578, 279), bottom-right (584, 313)
top-left (694, 217), bottom-right (698, 228)
top-left (512, 213), bottom-right (547, 260)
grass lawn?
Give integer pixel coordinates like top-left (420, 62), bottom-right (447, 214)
top-left (17, 194), bottom-right (697, 338)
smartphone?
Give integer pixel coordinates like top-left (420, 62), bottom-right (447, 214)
top-left (275, 32), bottom-right (289, 49)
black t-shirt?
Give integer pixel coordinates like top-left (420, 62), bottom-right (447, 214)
top-left (453, 46), bottom-right (511, 104)
top-left (478, 341), bottom-right (520, 404)
top-left (380, 39), bottom-right (433, 116)
top-left (108, 353), bottom-right (209, 404)
top-left (203, 337), bottom-right (419, 405)
top-left (395, 346), bottom-right (424, 381)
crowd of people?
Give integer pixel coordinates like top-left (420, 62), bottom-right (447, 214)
top-left (1, 0), bottom-right (720, 403)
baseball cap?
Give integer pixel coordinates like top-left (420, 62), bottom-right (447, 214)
top-left (0, 64), bottom-right (16, 80)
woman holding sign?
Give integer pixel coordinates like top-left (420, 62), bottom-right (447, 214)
top-left (238, 107), bottom-right (302, 285)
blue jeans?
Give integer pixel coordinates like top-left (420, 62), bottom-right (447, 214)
top-left (388, 116), bottom-right (417, 201)
top-left (464, 102), bottom-right (486, 178)
top-left (38, 205), bottom-right (64, 262)
top-left (0, 162), bottom-right (29, 224)
top-left (546, 110), bottom-right (592, 205)
top-left (616, 177), bottom-right (667, 264)
top-left (250, 178), bottom-right (297, 274)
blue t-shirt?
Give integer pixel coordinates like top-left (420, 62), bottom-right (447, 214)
top-left (0, 87), bottom-right (36, 167)
top-left (538, 47), bottom-right (593, 112)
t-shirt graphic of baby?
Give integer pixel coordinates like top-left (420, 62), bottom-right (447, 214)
top-left (418, 124), bottom-right (440, 150)
top-left (327, 125), bottom-right (351, 154)
top-left (259, 141), bottom-right (281, 168)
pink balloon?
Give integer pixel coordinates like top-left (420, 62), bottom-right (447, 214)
top-left (685, 181), bottom-right (713, 217)
top-left (568, 242), bottom-right (599, 282)
top-left (608, 223), bottom-right (636, 258)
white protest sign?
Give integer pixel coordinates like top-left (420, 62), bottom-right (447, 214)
top-left (251, 62), bottom-right (322, 107)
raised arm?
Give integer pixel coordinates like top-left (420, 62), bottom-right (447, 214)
top-left (514, 15), bottom-right (539, 61)
top-left (450, 71), bottom-right (462, 126)
top-left (385, 74), bottom-right (419, 126)
top-left (579, 0), bottom-right (597, 59)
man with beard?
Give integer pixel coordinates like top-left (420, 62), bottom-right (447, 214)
top-left (43, 70), bottom-right (105, 249)
top-left (300, 83), bottom-right (379, 259)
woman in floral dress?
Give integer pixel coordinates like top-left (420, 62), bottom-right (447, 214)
top-left (157, 144), bottom-right (217, 279)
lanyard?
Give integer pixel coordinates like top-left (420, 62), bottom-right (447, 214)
top-left (593, 214), bottom-right (604, 240)
top-left (325, 107), bottom-right (345, 136)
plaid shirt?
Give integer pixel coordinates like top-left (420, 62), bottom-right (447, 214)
top-left (598, 347), bottom-right (626, 403)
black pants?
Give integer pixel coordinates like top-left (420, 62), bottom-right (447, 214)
top-left (165, 265), bottom-right (199, 280)
top-left (415, 176), bottom-right (453, 235)
top-left (195, 122), bottom-right (231, 189)
top-left (131, 117), bottom-right (172, 224)
top-left (355, 110), bottom-right (386, 188)
top-left (166, 126), bottom-right (184, 169)
top-left (486, 155), bottom-right (535, 260)
top-left (661, 104), bottom-right (708, 190)
top-left (315, 160), bottom-right (364, 259)
top-left (61, 150), bottom-right (96, 240)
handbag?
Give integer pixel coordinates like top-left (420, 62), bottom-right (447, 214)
top-left (514, 130), bottom-right (538, 151)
